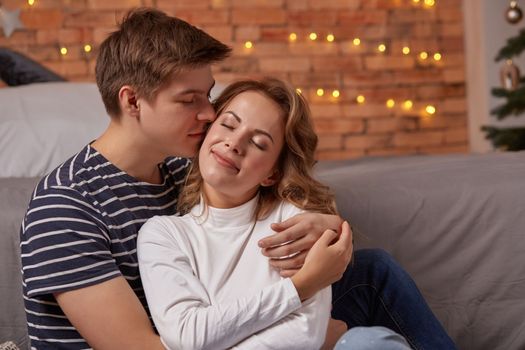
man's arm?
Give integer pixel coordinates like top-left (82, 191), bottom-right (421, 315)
top-left (55, 277), bottom-right (164, 350)
top-left (258, 212), bottom-right (346, 276)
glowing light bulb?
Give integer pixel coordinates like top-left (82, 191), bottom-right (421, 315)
top-left (316, 88), bottom-right (324, 97)
top-left (332, 90), bottom-right (340, 98)
top-left (413, 0), bottom-right (421, 3)
top-left (326, 34), bottom-right (335, 42)
top-left (419, 51), bottom-right (429, 60)
top-left (60, 47), bottom-right (68, 55)
top-left (386, 99), bottom-right (395, 108)
top-left (309, 33), bottom-right (318, 41)
top-left (289, 33), bottom-right (297, 42)
top-left (83, 44), bottom-right (92, 53)
top-left (353, 38), bottom-right (361, 46)
top-left (296, 88), bottom-right (302, 94)
top-left (402, 46), bottom-right (410, 55)
top-left (433, 53), bottom-right (442, 61)
top-left (28, 0), bottom-right (35, 6)
top-left (356, 95), bottom-right (365, 104)
top-left (424, 0), bottom-right (435, 6)
top-left (402, 100), bottom-right (413, 110)
top-left (425, 105), bottom-right (436, 115)
top-left (378, 44), bottom-right (386, 53)
top-left (244, 41), bottom-right (253, 49)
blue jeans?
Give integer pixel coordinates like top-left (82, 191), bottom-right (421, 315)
top-left (335, 326), bottom-right (411, 350)
top-left (331, 249), bottom-right (456, 350)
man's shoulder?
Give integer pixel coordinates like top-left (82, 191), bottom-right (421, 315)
top-left (163, 157), bottom-right (191, 178)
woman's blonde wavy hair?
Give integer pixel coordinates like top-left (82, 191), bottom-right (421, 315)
top-left (177, 78), bottom-right (337, 219)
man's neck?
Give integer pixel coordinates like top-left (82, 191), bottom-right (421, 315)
top-left (91, 122), bottom-right (163, 184)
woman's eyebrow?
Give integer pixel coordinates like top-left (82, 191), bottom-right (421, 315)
top-left (225, 111), bottom-right (274, 143)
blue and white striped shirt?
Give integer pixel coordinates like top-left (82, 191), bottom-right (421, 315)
top-left (20, 145), bottom-right (190, 349)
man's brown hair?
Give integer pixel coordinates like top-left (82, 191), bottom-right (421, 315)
top-left (95, 8), bottom-right (231, 117)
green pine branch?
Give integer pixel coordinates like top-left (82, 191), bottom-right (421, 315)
top-left (481, 126), bottom-right (525, 150)
top-left (490, 85), bottom-right (525, 119)
top-left (496, 28), bottom-right (525, 61)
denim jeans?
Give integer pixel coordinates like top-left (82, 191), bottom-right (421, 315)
top-left (331, 249), bottom-right (457, 350)
top-left (335, 326), bottom-right (411, 350)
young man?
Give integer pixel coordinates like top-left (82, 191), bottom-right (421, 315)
top-left (20, 8), bottom-right (455, 350)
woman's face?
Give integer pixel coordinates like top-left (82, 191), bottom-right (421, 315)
top-left (198, 90), bottom-right (285, 208)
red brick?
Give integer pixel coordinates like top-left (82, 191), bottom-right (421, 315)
top-left (259, 57), bottom-right (311, 72)
top-left (156, 0), bottom-right (210, 9)
top-left (393, 131), bottom-right (444, 147)
top-left (317, 134), bottom-right (343, 151)
top-left (289, 43), bottom-right (339, 56)
top-left (314, 118), bottom-right (364, 134)
top-left (419, 115), bottom-right (467, 130)
top-left (343, 104), bottom-right (393, 119)
top-left (232, 0), bottom-right (283, 7)
top-left (21, 9), bottom-right (64, 29)
top-left (312, 56), bottom-right (363, 72)
top-left (309, 0), bottom-right (360, 10)
top-left (231, 9), bottom-right (286, 25)
top-left (87, 0), bottom-right (141, 10)
top-left (288, 10), bottom-right (338, 26)
top-left (235, 26), bottom-right (261, 41)
top-left (344, 134), bottom-right (392, 149)
top-left (368, 147), bottom-right (418, 157)
top-left (290, 73), bottom-right (341, 88)
top-left (444, 128), bottom-right (468, 144)
top-left (365, 56), bottom-right (415, 70)
top-left (203, 26), bottom-right (233, 43)
top-left (64, 11), bottom-right (119, 27)
top-left (367, 117), bottom-right (417, 134)
top-left (316, 149), bottom-right (365, 161)
top-left (172, 10), bottom-right (229, 25)
top-left (338, 10), bottom-right (388, 25)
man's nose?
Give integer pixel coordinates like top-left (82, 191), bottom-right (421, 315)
top-left (197, 102), bottom-right (216, 122)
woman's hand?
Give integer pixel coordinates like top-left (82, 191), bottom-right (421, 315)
top-left (258, 213), bottom-right (344, 276)
top-left (290, 221), bottom-right (353, 301)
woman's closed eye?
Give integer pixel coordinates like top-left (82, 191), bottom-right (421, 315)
top-left (220, 123), bottom-right (234, 130)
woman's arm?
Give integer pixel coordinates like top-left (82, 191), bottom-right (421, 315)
top-left (232, 287), bottom-right (331, 350)
top-left (137, 217), bottom-right (352, 350)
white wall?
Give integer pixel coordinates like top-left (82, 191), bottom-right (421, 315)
top-left (464, 0), bottom-right (525, 152)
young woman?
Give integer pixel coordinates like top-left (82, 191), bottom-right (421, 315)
top-left (137, 78), bottom-right (353, 349)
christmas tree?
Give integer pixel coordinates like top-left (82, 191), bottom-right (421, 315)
top-left (482, 2), bottom-right (525, 151)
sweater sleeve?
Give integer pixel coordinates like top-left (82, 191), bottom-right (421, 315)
top-left (137, 216), bottom-right (302, 350)
top-left (232, 287), bottom-right (331, 350)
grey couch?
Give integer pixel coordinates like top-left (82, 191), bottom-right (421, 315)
top-left (2, 151), bottom-right (525, 349)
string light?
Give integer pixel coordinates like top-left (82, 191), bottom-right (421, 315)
top-left (413, 0), bottom-right (421, 3)
top-left (289, 33), bottom-right (297, 42)
top-left (309, 33), bottom-right (318, 41)
top-left (316, 88), bottom-right (325, 97)
top-left (402, 100), bottom-right (413, 110)
top-left (433, 52), bottom-right (442, 61)
top-left (353, 38), bottom-right (361, 46)
top-left (332, 90), bottom-right (340, 98)
top-left (83, 44), bottom-right (92, 53)
top-left (296, 88), bottom-right (302, 94)
top-left (386, 99), bottom-right (395, 108)
top-left (425, 105), bottom-right (436, 115)
top-left (356, 95), bottom-right (365, 104)
top-left (326, 34), bottom-right (335, 42)
top-left (244, 41), bottom-right (253, 49)
top-left (28, 0), bottom-right (35, 6)
top-left (60, 47), bottom-right (68, 56)
top-left (419, 51), bottom-right (429, 60)
top-left (378, 44), bottom-right (387, 53)
top-left (402, 46), bottom-right (410, 55)
top-left (424, 0), bottom-right (435, 7)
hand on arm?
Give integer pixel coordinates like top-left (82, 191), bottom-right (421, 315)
top-left (55, 277), bottom-right (164, 350)
top-left (258, 212), bottom-right (346, 277)
top-left (291, 221), bottom-right (353, 301)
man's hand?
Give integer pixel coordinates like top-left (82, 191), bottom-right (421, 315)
top-left (322, 318), bottom-right (348, 350)
top-left (258, 212), bottom-right (344, 277)
top-left (290, 222), bottom-right (353, 301)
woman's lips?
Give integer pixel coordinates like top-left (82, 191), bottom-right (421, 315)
top-left (211, 150), bottom-right (239, 172)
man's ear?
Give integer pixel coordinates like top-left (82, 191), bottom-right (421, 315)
top-left (118, 85), bottom-right (140, 118)
top-left (260, 170), bottom-right (280, 187)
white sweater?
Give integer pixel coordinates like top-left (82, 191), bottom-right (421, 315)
top-left (137, 196), bottom-right (331, 350)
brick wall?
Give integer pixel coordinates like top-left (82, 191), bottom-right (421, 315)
top-left (0, 0), bottom-right (468, 160)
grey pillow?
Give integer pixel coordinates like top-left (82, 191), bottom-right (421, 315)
top-left (0, 47), bottom-right (66, 86)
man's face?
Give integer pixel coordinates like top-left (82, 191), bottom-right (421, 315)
top-left (137, 66), bottom-right (216, 158)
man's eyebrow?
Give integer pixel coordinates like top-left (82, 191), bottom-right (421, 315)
top-left (224, 111), bottom-right (274, 143)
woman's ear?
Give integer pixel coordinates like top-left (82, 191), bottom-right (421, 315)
top-left (118, 85), bottom-right (140, 118)
top-left (260, 170), bottom-right (280, 187)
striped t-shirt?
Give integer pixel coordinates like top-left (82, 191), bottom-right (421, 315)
top-left (20, 145), bottom-right (190, 349)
